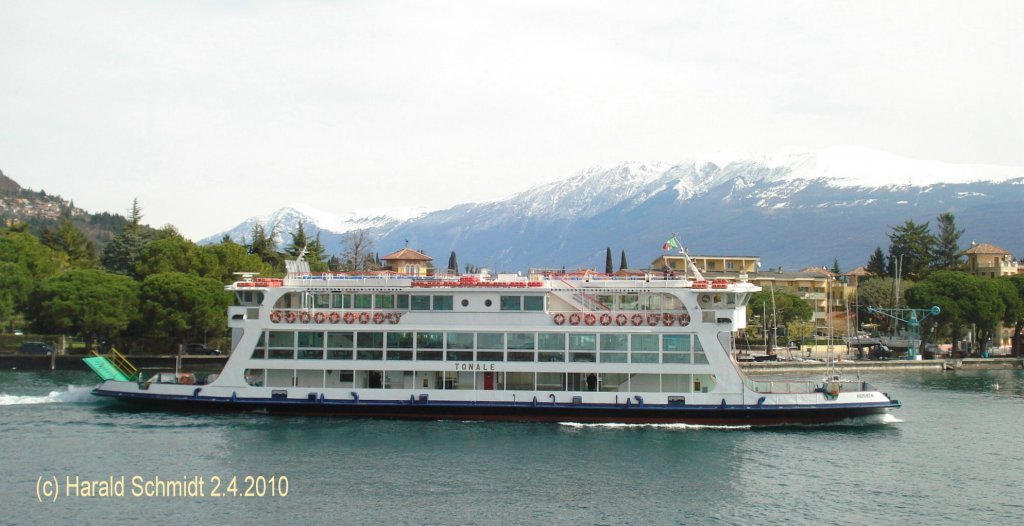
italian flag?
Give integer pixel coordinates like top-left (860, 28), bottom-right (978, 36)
top-left (662, 237), bottom-right (679, 251)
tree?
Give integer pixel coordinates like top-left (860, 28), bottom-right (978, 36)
top-left (339, 229), bottom-right (375, 271)
top-left (604, 247), bottom-right (613, 274)
top-left (746, 290), bottom-right (813, 342)
top-left (27, 269), bottom-right (140, 347)
top-left (831, 257), bottom-right (841, 276)
top-left (286, 220), bottom-right (309, 258)
top-left (0, 262), bottom-right (32, 331)
top-left (100, 198), bottom-right (149, 276)
top-left (866, 247), bottom-right (887, 276)
top-left (197, 241), bottom-right (274, 283)
top-left (137, 272), bottom-right (232, 346)
top-left (247, 223), bottom-right (282, 270)
top-left (0, 228), bottom-right (62, 280)
top-left (41, 218), bottom-right (97, 268)
top-left (906, 271), bottom-right (1003, 353)
top-left (619, 250), bottom-right (628, 271)
top-left (447, 251), bottom-right (459, 276)
top-left (932, 212), bottom-right (964, 271)
top-left (1002, 274), bottom-right (1024, 356)
top-left (887, 220), bottom-right (934, 280)
top-left (134, 231), bottom-right (199, 279)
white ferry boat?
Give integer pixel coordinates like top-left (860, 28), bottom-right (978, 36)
top-left (87, 245), bottom-right (900, 425)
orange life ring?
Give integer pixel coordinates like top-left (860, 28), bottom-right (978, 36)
top-left (270, 311), bottom-right (282, 323)
top-left (584, 313), bottom-right (597, 326)
top-left (299, 311), bottom-right (312, 323)
top-left (678, 312), bottom-right (691, 327)
top-left (358, 312), bottom-right (370, 324)
top-left (569, 313), bottom-right (582, 326)
top-left (553, 313), bottom-right (566, 325)
top-left (343, 312), bottom-right (356, 324)
top-left (314, 312), bottom-right (326, 324)
top-left (662, 313), bottom-right (675, 326)
top-left (599, 313), bottom-right (612, 326)
top-left (631, 313), bottom-right (643, 326)
top-left (647, 313), bottom-right (660, 326)
top-left (284, 311), bottom-right (297, 323)
top-left (373, 312), bottom-right (385, 324)
top-left (388, 312), bottom-right (402, 324)
top-left (329, 312), bottom-right (341, 324)
top-left (615, 314), bottom-right (628, 326)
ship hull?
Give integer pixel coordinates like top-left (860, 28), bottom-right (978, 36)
top-left (93, 388), bottom-right (899, 426)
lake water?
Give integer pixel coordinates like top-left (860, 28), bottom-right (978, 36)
top-left (2, 368), bottom-right (1023, 525)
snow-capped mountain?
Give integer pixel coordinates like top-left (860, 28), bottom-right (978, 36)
top-left (204, 147), bottom-right (1024, 271)
top-left (199, 204), bottom-right (430, 246)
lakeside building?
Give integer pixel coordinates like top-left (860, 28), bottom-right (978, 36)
top-left (381, 248), bottom-right (433, 276)
top-left (963, 242), bottom-right (1020, 349)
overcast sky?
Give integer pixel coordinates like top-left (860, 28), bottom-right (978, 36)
top-left (2, 0), bottom-right (1021, 240)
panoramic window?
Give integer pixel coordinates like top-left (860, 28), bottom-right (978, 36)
top-left (387, 332), bottom-right (414, 349)
top-left (477, 333), bottom-right (504, 350)
top-left (411, 295), bottom-right (431, 311)
top-left (523, 296), bottom-right (544, 311)
top-left (354, 294), bottom-right (372, 309)
top-left (375, 294), bottom-right (395, 309)
top-left (432, 295), bottom-right (453, 311)
top-left (447, 332), bottom-right (474, 349)
top-left (500, 295), bottom-right (522, 311)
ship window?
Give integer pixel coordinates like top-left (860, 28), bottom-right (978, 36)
top-left (477, 351), bottom-right (504, 361)
top-left (693, 336), bottom-right (709, 364)
top-left (569, 334), bottom-right (597, 351)
top-left (384, 370), bottom-right (410, 389)
top-left (523, 296), bottom-right (544, 311)
top-left (265, 369), bottom-right (292, 387)
top-left (314, 293), bottom-right (330, 309)
top-left (387, 332), bottom-right (414, 349)
top-left (620, 294), bottom-right (639, 310)
top-left (726, 293), bottom-right (736, 306)
top-left (411, 295), bottom-right (431, 311)
top-left (356, 350), bottom-right (383, 360)
top-left (507, 332), bottom-right (535, 350)
top-left (631, 352), bottom-right (659, 364)
top-left (570, 352), bottom-right (596, 363)
top-left (693, 374), bottom-right (715, 393)
top-left (446, 332), bottom-right (474, 349)
top-left (297, 331), bottom-right (324, 348)
top-left (386, 350), bottom-right (413, 361)
top-left (268, 331), bottom-right (294, 348)
top-left (447, 350), bottom-right (474, 361)
top-left (416, 332), bottom-right (443, 349)
top-left (507, 351), bottom-right (535, 362)
top-left (256, 331), bottom-right (267, 349)
top-left (327, 332), bottom-right (354, 349)
top-left (596, 294), bottom-right (614, 309)
top-left (631, 374), bottom-right (660, 391)
top-left (396, 294), bottom-right (409, 309)
top-left (505, 372), bottom-right (534, 390)
top-left (268, 349), bottom-right (294, 359)
top-left (537, 372), bottom-right (566, 391)
top-left (298, 349), bottom-right (323, 359)
top-left (644, 294), bottom-right (662, 310)
top-left (327, 350), bottom-right (353, 360)
top-left (244, 369), bottom-right (265, 386)
top-left (662, 374), bottom-right (690, 392)
top-left (538, 333), bottom-right (565, 351)
top-left (662, 294), bottom-right (682, 310)
top-left (416, 350), bottom-right (443, 361)
top-left (500, 295), bottom-right (522, 311)
top-left (599, 352), bottom-right (627, 363)
top-left (432, 295), bottom-right (453, 311)
top-left (331, 293), bottom-right (350, 309)
top-left (415, 371), bottom-right (440, 388)
top-left (357, 332), bottom-right (383, 349)
top-left (599, 334), bottom-right (627, 351)
top-left (250, 348), bottom-right (265, 359)
top-left (375, 294), bottom-right (395, 309)
top-left (354, 294), bottom-right (372, 309)
top-left (631, 334), bottom-right (659, 352)
top-left (663, 334), bottom-right (690, 352)
top-left (477, 333), bottom-right (504, 350)
top-left (599, 373), bottom-right (628, 392)
top-left (538, 352), bottom-right (564, 362)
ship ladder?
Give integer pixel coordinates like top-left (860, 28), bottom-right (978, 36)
top-left (82, 348), bottom-right (139, 382)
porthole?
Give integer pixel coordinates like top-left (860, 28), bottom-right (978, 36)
top-left (485, 299), bottom-right (493, 307)
top-left (461, 299), bottom-right (469, 307)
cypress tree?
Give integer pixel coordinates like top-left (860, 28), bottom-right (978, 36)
top-left (605, 247), bottom-right (613, 274)
top-left (619, 250), bottom-right (628, 271)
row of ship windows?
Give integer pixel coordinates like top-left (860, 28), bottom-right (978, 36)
top-left (252, 330), bottom-right (708, 364)
top-left (272, 292), bottom-right (691, 312)
top-left (277, 293), bottom-right (546, 312)
top-left (245, 369), bottom-right (718, 393)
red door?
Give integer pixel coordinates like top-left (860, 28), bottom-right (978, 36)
top-left (484, 372), bottom-right (494, 390)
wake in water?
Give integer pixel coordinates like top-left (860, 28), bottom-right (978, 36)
top-left (559, 422), bottom-right (752, 431)
top-left (0, 385), bottom-right (97, 406)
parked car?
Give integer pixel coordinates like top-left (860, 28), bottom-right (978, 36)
top-left (20, 341), bottom-right (55, 355)
top-left (185, 343), bottom-right (221, 356)
top-left (868, 345), bottom-right (893, 361)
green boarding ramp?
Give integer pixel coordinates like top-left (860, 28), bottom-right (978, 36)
top-left (83, 349), bottom-right (139, 382)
